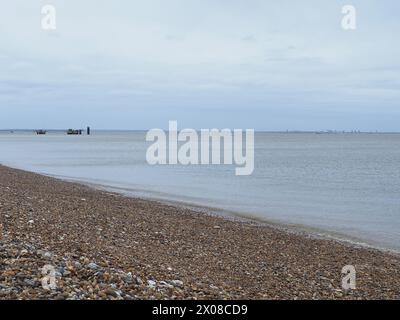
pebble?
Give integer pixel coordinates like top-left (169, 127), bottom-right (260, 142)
top-left (135, 276), bottom-right (143, 285)
top-left (23, 279), bottom-right (37, 287)
top-left (87, 262), bottom-right (99, 270)
top-left (170, 280), bottom-right (184, 288)
top-left (43, 251), bottom-right (52, 259)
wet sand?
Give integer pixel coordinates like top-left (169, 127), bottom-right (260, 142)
top-left (0, 165), bottom-right (399, 300)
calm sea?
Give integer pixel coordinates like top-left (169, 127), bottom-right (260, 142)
top-left (1, 131), bottom-right (399, 250)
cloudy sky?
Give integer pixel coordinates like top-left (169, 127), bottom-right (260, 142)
top-left (0, 0), bottom-right (399, 131)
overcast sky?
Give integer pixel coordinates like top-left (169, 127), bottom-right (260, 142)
top-left (0, 0), bottom-right (399, 131)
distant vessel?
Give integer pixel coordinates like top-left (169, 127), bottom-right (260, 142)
top-left (67, 129), bottom-right (82, 135)
top-left (36, 130), bottom-right (47, 135)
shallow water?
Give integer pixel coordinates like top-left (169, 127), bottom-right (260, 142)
top-left (1, 131), bottom-right (399, 250)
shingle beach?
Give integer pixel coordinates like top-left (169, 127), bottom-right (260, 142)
top-left (1, 165), bottom-right (399, 300)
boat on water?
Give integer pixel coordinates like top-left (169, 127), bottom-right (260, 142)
top-left (36, 130), bottom-right (47, 135)
top-left (67, 129), bottom-right (82, 135)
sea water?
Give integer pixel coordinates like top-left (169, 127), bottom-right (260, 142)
top-left (1, 131), bottom-right (399, 250)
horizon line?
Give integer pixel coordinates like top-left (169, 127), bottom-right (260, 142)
top-left (1, 129), bottom-right (400, 134)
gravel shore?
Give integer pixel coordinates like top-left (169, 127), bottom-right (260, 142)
top-left (0, 165), bottom-right (399, 300)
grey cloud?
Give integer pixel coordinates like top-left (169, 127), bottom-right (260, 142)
top-left (0, 0), bottom-right (399, 131)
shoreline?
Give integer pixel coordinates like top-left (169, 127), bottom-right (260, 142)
top-left (84, 188), bottom-right (400, 255)
top-left (58, 179), bottom-right (400, 254)
top-left (24, 170), bottom-right (400, 255)
top-left (1, 164), bottom-right (399, 299)
top-left (5, 163), bottom-right (397, 254)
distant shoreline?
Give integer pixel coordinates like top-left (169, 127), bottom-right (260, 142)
top-left (1, 164), bottom-right (399, 299)
top-left (2, 129), bottom-right (400, 134)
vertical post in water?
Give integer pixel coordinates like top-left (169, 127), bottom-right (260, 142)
top-left (87, 126), bottom-right (91, 135)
